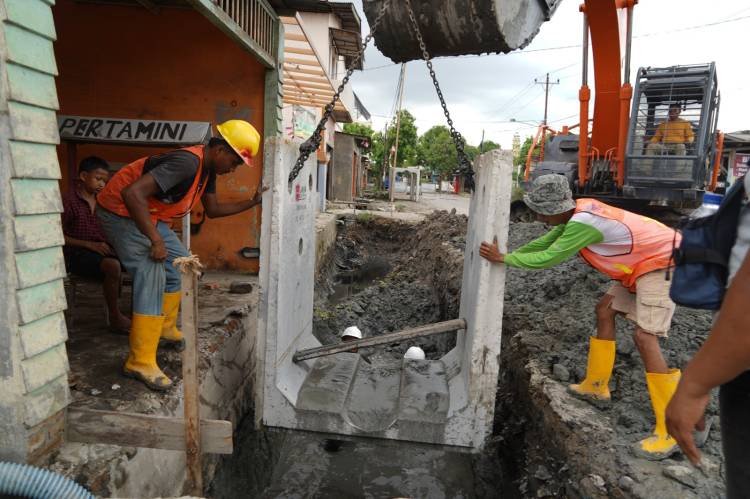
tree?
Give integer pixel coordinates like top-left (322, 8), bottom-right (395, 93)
top-left (481, 140), bottom-right (501, 153)
top-left (417, 125), bottom-right (458, 180)
top-left (343, 122), bottom-right (374, 139)
top-left (516, 136), bottom-right (534, 166)
top-left (387, 110), bottom-right (418, 168)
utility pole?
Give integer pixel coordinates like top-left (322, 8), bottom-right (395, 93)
top-left (534, 73), bottom-right (559, 126)
top-left (390, 63), bottom-right (407, 204)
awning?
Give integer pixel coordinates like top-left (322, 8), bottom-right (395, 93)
top-left (330, 28), bottom-right (362, 70)
top-left (281, 15), bottom-right (352, 122)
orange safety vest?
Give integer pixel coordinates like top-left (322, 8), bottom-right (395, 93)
top-left (97, 145), bottom-right (208, 224)
top-left (575, 198), bottom-right (680, 290)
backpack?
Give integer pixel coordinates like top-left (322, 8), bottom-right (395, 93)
top-left (669, 177), bottom-right (746, 310)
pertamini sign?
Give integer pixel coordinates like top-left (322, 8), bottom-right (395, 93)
top-left (58, 115), bottom-right (212, 145)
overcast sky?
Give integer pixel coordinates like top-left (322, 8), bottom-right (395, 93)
top-left (347, 0), bottom-right (750, 150)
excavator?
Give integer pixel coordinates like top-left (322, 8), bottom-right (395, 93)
top-left (363, 0), bottom-right (723, 208)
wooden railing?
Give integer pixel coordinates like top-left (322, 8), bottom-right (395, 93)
top-left (212, 0), bottom-right (277, 62)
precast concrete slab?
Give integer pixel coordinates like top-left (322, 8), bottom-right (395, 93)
top-left (443, 149), bottom-right (513, 449)
top-left (258, 144), bottom-right (512, 450)
top-left (363, 0), bottom-right (560, 63)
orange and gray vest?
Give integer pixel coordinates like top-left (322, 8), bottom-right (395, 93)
top-left (97, 145), bottom-right (207, 224)
top-left (575, 198), bottom-right (680, 290)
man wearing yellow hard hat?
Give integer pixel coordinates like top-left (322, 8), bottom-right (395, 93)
top-left (97, 120), bottom-right (263, 390)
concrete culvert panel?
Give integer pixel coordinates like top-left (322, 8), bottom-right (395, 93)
top-left (363, 0), bottom-right (561, 63)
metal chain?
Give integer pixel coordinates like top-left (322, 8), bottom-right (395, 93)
top-left (288, 0), bottom-right (393, 184)
top-left (404, 0), bottom-right (475, 190)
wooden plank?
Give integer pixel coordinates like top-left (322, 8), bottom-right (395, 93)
top-left (294, 318), bottom-right (467, 362)
top-left (285, 80), bottom-right (334, 92)
top-left (20, 343), bottom-right (68, 393)
top-left (283, 90), bottom-right (332, 102)
top-left (3, 24), bottom-right (58, 76)
top-left (283, 64), bottom-right (326, 77)
top-left (24, 374), bottom-right (69, 427)
top-left (9, 141), bottom-right (61, 179)
top-left (6, 63), bottom-right (59, 110)
top-left (181, 272), bottom-right (202, 493)
top-left (11, 179), bottom-right (63, 215)
top-left (282, 98), bottom-right (328, 108)
top-left (280, 16), bottom-right (297, 25)
top-left (13, 214), bottom-right (64, 252)
top-left (16, 278), bottom-right (67, 325)
top-left (285, 33), bottom-right (306, 42)
top-left (66, 408), bottom-right (233, 454)
top-left (18, 312), bottom-right (67, 360)
top-left (286, 76), bottom-right (333, 95)
top-left (282, 72), bottom-right (330, 85)
top-left (15, 246), bottom-right (65, 289)
top-left (8, 102), bottom-right (60, 144)
top-left (285, 46), bottom-right (315, 56)
top-left (5, 0), bottom-right (57, 40)
top-left (285, 56), bottom-right (320, 67)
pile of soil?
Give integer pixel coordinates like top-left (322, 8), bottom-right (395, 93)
top-left (313, 211), bottom-right (466, 360)
top-left (313, 211), bottom-right (725, 497)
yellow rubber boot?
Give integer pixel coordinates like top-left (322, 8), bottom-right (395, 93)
top-left (568, 337), bottom-right (616, 404)
top-left (160, 291), bottom-right (185, 352)
top-left (123, 313), bottom-right (172, 391)
top-left (633, 369), bottom-right (681, 460)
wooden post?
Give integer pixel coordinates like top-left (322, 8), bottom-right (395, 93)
top-left (180, 261), bottom-right (201, 495)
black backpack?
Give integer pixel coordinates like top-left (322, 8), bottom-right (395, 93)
top-left (669, 177), bottom-right (746, 310)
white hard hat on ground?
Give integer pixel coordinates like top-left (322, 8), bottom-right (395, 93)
top-left (404, 346), bottom-right (426, 360)
top-left (341, 326), bottom-right (362, 340)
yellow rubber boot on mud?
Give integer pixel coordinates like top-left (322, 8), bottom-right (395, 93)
top-left (633, 369), bottom-right (681, 460)
top-left (124, 313), bottom-right (172, 391)
top-left (160, 291), bottom-right (185, 352)
top-left (567, 337), bottom-right (615, 405)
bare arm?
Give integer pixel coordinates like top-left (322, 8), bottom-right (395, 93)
top-left (64, 235), bottom-right (114, 256)
top-left (121, 174), bottom-right (166, 261)
top-left (201, 186), bottom-right (267, 219)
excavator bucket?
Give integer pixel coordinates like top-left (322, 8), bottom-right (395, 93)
top-left (363, 0), bottom-right (560, 63)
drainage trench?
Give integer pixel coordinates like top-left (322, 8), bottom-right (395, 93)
top-left (211, 212), bottom-right (724, 498)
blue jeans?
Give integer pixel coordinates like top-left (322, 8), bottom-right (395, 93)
top-left (96, 208), bottom-right (189, 315)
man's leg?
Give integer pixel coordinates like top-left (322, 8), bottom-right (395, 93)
top-left (595, 294), bottom-right (618, 341)
top-left (720, 374), bottom-right (750, 498)
top-left (100, 257), bottom-right (130, 332)
top-left (157, 221), bottom-right (190, 349)
top-left (97, 209), bottom-right (171, 391)
top-left (633, 329), bottom-right (668, 374)
top-left (631, 271), bottom-right (680, 460)
top-left (568, 292), bottom-right (619, 402)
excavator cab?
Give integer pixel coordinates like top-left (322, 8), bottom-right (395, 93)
top-left (624, 63), bottom-right (720, 207)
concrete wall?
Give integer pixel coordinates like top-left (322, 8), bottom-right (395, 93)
top-left (53, 0), bottom-right (267, 271)
top-left (0, 0), bottom-right (70, 463)
top-left (256, 137), bottom-right (319, 429)
top-left (331, 132), bottom-right (358, 201)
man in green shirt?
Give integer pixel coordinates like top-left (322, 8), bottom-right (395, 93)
top-left (480, 174), bottom-right (682, 460)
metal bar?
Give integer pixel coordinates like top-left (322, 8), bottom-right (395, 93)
top-left (623, 5), bottom-right (633, 84)
top-left (293, 318), bottom-right (466, 362)
top-left (581, 15), bottom-right (588, 85)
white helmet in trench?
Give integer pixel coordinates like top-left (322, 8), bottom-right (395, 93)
top-left (341, 326), bottom-right (362, 340)
top-left (404, 346), bottom-right (426, 360)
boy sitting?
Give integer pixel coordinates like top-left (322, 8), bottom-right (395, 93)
top-left (62, 156), bottom-right (130, 333)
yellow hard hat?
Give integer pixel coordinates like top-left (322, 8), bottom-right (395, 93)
top-left (216, 119), bottom-right (261, 166)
